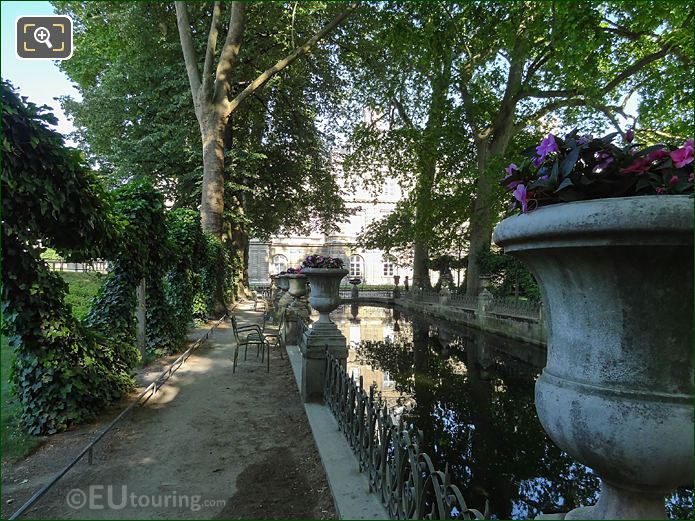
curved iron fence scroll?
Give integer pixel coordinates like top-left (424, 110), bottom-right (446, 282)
top-left (324, 352), bottom-right (488, 520)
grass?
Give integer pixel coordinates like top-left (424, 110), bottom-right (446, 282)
top-left (1, 336), bottom-right (42, 461)
top-left (60, 271), bottom-right (104, 320)
top-left (1, 271), bottom-right (104, 461)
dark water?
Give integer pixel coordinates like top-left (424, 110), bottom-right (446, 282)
top-left (324, 304), bottom-right (693, 520)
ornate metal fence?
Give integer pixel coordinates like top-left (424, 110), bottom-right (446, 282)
top-left (448, 293), bottom-right (478, 310)
top-left (324, 352), bottom-right (487, 520)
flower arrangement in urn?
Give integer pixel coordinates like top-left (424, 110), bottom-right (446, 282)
top-left (494, 128), bottom-right (694, 519)
top-left (301, 255), bottom-right (345, 269)
top-left (502, 129), bottom-right (693, 213)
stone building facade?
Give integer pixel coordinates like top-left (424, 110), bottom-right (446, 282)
top-left (247, 169), bottom-right (414, 286)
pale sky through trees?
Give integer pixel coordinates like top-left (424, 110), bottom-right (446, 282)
top-left (1, 0), bottom-right (79, 140)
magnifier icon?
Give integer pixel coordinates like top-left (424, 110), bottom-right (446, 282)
top-left (33, 26), bottom-right (52, 49)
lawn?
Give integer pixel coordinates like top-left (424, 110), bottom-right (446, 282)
top-left (2, 271), bottom-right (103, 461)
top-left (61, 271), bottom-right (104, 320)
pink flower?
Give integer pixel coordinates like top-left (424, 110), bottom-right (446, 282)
top-left (669, 175), bottom-right (679, 186)
top-left (670, 138), bottom-right (694, 168)
top-left (645, 149), bottom-right (670, 163)
top-left (513, 184), bottom-right (529, 213)
top-left (655, 187), bottom-right (666, 194)
top-left (689, 173), bottom-right (694, 183)
top-left (621, 148), bottom-right (669, 174)
top-left (620, 157), bottom-right (650, 174)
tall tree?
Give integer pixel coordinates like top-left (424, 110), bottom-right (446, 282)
top-left (56, 2), bottom-right (355, 297)
top-left (173, 1), bottom-right (355, 239)
top-left (338, 1), bottom-right (693, 294)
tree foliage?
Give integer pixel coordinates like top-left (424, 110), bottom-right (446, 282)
top-left (338, 1), bottom-right (693, 293)
top-left (55, 1), bottom-right (353, 250)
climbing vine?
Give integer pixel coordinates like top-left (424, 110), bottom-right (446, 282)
top-left (86, 179), bottom-right (178, 358)
top-left (2, 81), bottom-right (238, 435)
top-left (1, 81), bottom-right (131, 434)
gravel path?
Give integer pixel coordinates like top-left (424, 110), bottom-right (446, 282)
top-left (3, 303), bottom-right (336, 520)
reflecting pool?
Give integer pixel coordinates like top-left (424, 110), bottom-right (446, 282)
top-left (318, 304), bottom-right (693, 520)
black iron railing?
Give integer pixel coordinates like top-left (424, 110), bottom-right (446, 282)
top-left (324, 352), bottom-right (487, 520)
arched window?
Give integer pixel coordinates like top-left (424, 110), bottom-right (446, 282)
top-left (272, 254), bottom-right (288, 274)
top-left (349, 255), bottom-right (364, 277)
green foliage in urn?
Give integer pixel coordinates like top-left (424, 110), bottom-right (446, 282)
top-left (1, 81), bottom-right (132, 434)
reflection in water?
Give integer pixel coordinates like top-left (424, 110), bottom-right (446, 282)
top-left (323, 305), bottom-right (693, 520)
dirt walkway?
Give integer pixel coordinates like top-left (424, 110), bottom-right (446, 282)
top-left (3, 303), bottom-right (336, 520)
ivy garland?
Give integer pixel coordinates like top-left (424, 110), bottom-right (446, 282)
top-left (1, 81), bottom-right (130, 434)
top-left (2, 81), bottom-right (238, 435)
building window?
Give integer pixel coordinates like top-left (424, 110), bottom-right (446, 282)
top-left (383, 260), bottom-right (394, 277)
top-left (383, 178), bottom-right (397, 197)
top-left (272, 254), bottom-right (288, 274)
top-left (350, 255), bottom-right (364, 277)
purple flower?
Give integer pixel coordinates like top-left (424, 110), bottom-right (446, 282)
top-left (593, 151), bottom-right (614, 173)
top-left (670, 138), bottom-right (694, 169)
top-left (513, 184), bottom-right (529, 213)
top-left (625, 128), bottom-right (634, 143)
top-left (532, 156), bottom-right (545, 168)
top-left (504, 163), bottom-right (518, 177)
top-left (536, 134), bottom-right (559, 159)
top-left (577, 135), bottom-right (592, 145)
top-left (539, 174), bottom-right (550, 181)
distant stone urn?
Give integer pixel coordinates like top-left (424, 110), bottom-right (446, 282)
top-left (494, 196), bottom-right (693, 520)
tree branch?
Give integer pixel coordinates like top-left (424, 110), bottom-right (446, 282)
top-left (392, 97), bottom-right (414, 129)
top-left (600, 44), bottom-right (670, 95)
top-left (513, 41), bottom-right (677, 133)
top-left (201, 1), bottom-right (222, 98)
top-left (515, 88), bottom-right (578, 101)
top-left (213, 1), bottom-right (247, 105)
top-left (226, 3), bottom-right (358, 114)
top-left (175, 2), bottom-right (201, 107)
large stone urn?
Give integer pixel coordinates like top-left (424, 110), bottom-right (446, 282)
top-left (299, 267), bottom-right (349, 402)
top-left (493, 196), bottom-right (693, 519)
top-left (285, 274), bottom-right (310, 344)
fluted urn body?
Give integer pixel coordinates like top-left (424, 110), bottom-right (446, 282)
top-left (302, 268), bottom-right (347, 323)
top-left (493, 196), bottom-right (693, 520)
top-left (276, 274), bottom-right (292, 313)
top-left (287, 274), bottom-right (308, 299)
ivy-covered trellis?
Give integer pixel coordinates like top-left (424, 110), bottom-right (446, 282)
top-left (2, 80), bottom-right (131, 434)
top-left (2, 81), bottom-right (237, 435)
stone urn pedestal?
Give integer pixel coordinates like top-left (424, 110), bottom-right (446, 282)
top-left (299, 267), bottom-right (349, 402)
top-left (276, 275), bottom-right (292, 313)
top-left (285, 274), bottom-right (310, 345)
top-left (493, 196), bottom-right (693, 519)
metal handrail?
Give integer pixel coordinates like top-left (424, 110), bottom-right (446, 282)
top-left (8, 313), bottom-right (227, 520)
